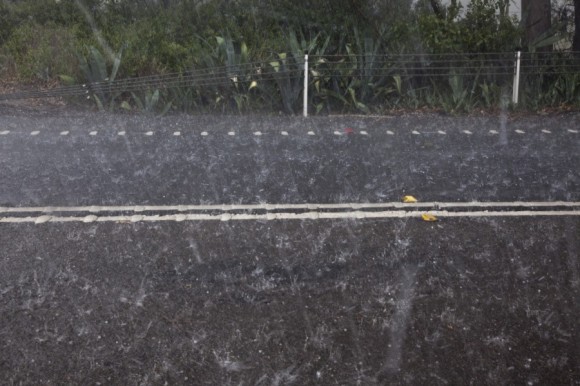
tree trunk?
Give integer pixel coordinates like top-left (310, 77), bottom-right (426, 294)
top-left (522, 0), bottom-right (552, 50)
top-left (573, 0), bottom-right (580, 52)
top-left (429, 0), bottom-right (444, 19)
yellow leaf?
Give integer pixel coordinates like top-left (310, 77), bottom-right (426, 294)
top-left (249, 81), bottom-right (258, 90)
top-left (402, 195), bottom-right (418, 203)
top-left (421, 213), bottom-right (438, 222)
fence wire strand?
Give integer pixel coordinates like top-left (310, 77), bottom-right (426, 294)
top-left (1, 52), bottom-right (579, 102)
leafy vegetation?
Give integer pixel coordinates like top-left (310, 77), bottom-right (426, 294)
top-left (0, 0), bottom-right (578, 114)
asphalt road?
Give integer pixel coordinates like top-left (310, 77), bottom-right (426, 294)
top-left (0, 109), bottom-right (579, 385)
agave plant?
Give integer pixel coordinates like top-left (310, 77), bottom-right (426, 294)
top-left (77, 45), bottom-right (125, 111)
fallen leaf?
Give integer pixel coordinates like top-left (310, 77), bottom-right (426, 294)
top-left (421, 213), bottom-right (438, 222)
top-left (402, 195), bottom-right (418, 203)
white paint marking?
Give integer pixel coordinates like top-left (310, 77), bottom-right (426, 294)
top-left (386, 130), bottom-right (394, 135)
top-left (173, 131), bottom-right (181, 136)
top-left (412, 130), bottom-right (420, 135)
top-left (515, 129), bottom-right (525, 134)
top-left (333, 131), bottom-right (342, 136)
top-left (2, 209), bottom-right (579, 224)
top-left (118, 131), bottom-right (126, 136)
top-left (568, 129), bottom-right (578, 134)
top-left (281, 131), bottom-right (289, 136)
top-left (2, 201), bottom-right (578, 213)
top-left (254, 131), bottom-right (262, 136)
top-left (31, 131), bottom-right (40, 136)
top-left (145, 131), bottom-right (153, 136)
top-left (542, 129), bottom-right (551, 134)
top-left (307, 131), bottom-right (315, 136)
top-left (201, 131), bottom-right (208, 136)
top-left (89, 131), bottom-right (97, 136)
top-left (60, 131), bottom-right (69, 136)
top-left (82, 215), bottom-right (97, 223)
top-left (228, 131), bottom-right (235, 136)
top-left (489, 130), bottom-right (498, 134)
top-left (462, 130), bottom-right (473, 135)
top-left (3, 201), bottom-right (579, 214)
top-left (0, 130), bottom-right (9, 135)
top-left (437, 130), bottom-right (446, 135)
top-left (34, 215), bottom-right (52, 224)
top-left (360, 131), bottom-right (368, 135)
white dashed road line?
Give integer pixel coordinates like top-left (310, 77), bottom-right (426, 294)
top-left (13, 127), bottom-right (580, 139)
top-left (0, 130), bottom-right (9, 135)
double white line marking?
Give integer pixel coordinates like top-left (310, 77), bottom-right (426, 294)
top-left (1, 201), bottom-right (579, 223)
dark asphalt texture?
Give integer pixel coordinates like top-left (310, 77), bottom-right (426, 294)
top-left (0, 112), bottom-right (578, 206)
top-left (1, 109), bottom-right (579, 385)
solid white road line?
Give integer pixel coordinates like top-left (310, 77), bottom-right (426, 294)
top-left (2, 201), bottom-right (579, 214)
top-left (1, 210), bottom-right (579, 224)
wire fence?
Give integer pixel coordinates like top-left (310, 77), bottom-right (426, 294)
top-left (1, 51), bottom-right (579, 113)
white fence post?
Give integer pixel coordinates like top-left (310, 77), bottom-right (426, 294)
top-left (512, 50), bottom-right (521, 105)
top-left (303, 54), bottom-right (309, 117)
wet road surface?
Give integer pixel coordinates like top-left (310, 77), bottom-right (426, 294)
top-left (1, 111), bottom-right (579, 384)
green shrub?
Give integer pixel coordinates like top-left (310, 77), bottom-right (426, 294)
top-left (3, 22), bottom-right (82, 82)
